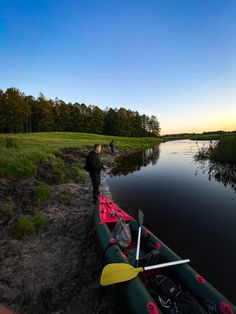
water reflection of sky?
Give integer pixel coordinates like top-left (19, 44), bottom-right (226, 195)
top-left (106, 140), bottom-right (236, 304)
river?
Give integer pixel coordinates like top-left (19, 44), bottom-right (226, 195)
top-left (105, 140), bottom-right (236, 304)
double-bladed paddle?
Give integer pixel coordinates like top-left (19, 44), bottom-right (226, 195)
top-left (100, 259), bottom-right (190, 286)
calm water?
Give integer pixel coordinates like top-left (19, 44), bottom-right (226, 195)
top-left (105, 140), bottom-right (236, 304)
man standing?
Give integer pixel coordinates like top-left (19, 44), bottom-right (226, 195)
top-left (109, 139), bottom-right (114, 155)
top-left (87, 144), bottom-right (106, 203)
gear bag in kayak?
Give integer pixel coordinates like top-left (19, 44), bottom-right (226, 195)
top-left (112, 217), bottom-right (131, 248)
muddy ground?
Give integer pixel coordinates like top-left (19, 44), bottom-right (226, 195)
top-left (0, 149), bottom-right (124, 314)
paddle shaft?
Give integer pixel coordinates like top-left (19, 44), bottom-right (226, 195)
top-left (135, 210), bottom-right (144, 267)
top-left (135, 227), bottom-right (142, 267)
top-left (143, 259), bottom-right (190, 271)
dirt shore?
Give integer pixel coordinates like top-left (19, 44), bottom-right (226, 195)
top-left (0, 149), bottom-right (123, 314)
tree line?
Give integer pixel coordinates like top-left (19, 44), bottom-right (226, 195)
top-left (0, 88), bottom-right (160, 137)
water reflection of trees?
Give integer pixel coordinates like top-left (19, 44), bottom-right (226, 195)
top-left (195, 160), bottom-right (236, 193)
top-left (110, 146), bottom-right (160, 176)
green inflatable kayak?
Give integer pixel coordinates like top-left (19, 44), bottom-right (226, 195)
top-left (95, 194), bottom-right (236, 314)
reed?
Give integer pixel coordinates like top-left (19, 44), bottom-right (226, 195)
top-left (195, 135), bottom-right (236, 164)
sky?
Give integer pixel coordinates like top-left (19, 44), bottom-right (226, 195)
top-left (0, 0), bottom-right (235, 135)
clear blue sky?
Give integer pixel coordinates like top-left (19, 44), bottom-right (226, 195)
top-left (1, 0), bottom-right (235, 134)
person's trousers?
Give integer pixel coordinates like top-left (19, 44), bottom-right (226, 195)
top-left (90, 173), bottom-right (101, 202)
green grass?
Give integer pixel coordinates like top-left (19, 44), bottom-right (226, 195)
top-left (12, 214), bottom-right (47, 238)
top-left (12, 215), bottom-right (35, 238)
top-left (196, 135), bottom-right (236, 163)
top-left (0, 132), bottom-right (161, 178)
top-left (33, 182), bottom-right (51, 204)
top-left (46, 157), bottom-right (66, 184)
top-left (0, 137), bottom-right (18, 148)
top-left (32, 214), bottom-right (47, 230)
top-left (67, 164), bottom-right (86, 181)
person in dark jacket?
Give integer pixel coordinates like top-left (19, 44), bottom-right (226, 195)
top-left (109, 139), bottom-right (114, 155)
top-left (87, 144), bottom-right (106, 203)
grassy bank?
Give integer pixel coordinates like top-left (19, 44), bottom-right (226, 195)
top-left (0, 132), bottom-right (161, 178)
top-left (195, 135), bottom-right (236, 163)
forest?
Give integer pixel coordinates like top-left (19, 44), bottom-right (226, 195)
top-left (0, 88), bottom-right (160, 137)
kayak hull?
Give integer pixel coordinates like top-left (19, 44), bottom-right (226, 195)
top-left (94, 195), bottom-right (236, 314)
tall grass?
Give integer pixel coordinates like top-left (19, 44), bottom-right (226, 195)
top-left (211, 136), bottom-right (236, 163)
top-left (196, 135), bottom-right (236, 163)
top-left (0, 132), bottom-right (161, 178)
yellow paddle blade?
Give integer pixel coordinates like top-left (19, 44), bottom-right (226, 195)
top-left (100, 263), bottom-right (143, 286)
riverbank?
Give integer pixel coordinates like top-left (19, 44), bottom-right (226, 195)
top-left (0, 147), bottom-right (121, 313)
top-left (0, 132), bottom-right (161, 178)
top-left (0, 132), bottom-right (158, 313)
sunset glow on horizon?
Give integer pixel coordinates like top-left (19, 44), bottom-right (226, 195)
top-left (159, 103), bottom-right (236, 135)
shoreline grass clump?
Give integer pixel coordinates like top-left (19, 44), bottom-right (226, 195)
top-left (211, 136), bottom-right (236, 163)
top-left (195, 135), bottom-right (236, 192)
top-left (12, 215), bottom-right (35, 238)
top-left (33, 182), bottom-right (51, 204)
top-left (195, 135), bottom-right (236, 164)
top-left (67, 164), bottom-right (86, 181)
top-left (32, 214), bottom-right (47, 230)
top-left (12, 214), bottom-right (47, 238)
